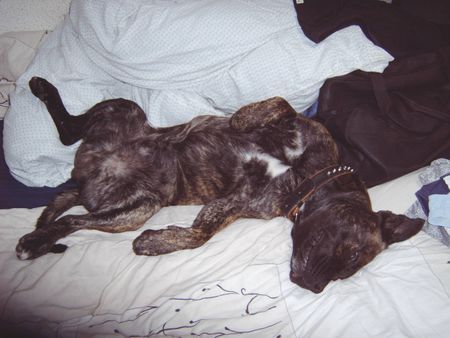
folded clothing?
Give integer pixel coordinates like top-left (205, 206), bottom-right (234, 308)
top-left (428, 194), bottom-right (450, 227)
top-left (406, 159), bottom-right (450, 247)
top-left (3, 0), bottom-right (392, 187)
top-left (416, 174), bottom-right (450, 215)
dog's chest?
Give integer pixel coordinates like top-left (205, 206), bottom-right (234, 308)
top-left (242, 151), bottom-right (291, 178)
top-left (240, 130), bottom-right (304, 179)
top-left (173, 130), bottom-right (305, 205)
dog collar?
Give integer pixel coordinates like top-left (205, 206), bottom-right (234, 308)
top-left (286, 165), bottom-right (355, 222)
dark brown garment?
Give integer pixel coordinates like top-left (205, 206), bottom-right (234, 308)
top-left (292, 0), bottom-right (450, 58)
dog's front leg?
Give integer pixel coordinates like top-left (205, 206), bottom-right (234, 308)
top-left (133, 198), bottom-right (245, 256)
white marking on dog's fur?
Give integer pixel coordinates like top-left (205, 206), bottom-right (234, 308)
top-left (244, 152), bottom-right (291, 178)
top-left (101, 155), bottom-right (129, 177)
top-left (284, 131), bottom-right (305, 161)
top-left (138, 146), bottom-right (150, 156)
top-left (18, 250), bottom-right (30, 260)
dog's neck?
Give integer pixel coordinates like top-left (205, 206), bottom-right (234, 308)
top-left (285, 165), bottom-right (355, 222)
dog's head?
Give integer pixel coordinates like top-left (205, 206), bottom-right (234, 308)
top-left (289, 191), bottom-right (423, 293)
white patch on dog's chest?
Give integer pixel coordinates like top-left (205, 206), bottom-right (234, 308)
top-left (244, 152), bottom-right (291, 178)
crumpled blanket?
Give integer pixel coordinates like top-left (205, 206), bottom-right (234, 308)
top-left (3, 0), bottom-right (392, 187)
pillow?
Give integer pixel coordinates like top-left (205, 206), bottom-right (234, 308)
top-left (3, 0), bottom-right (393, 187)
top-left (0, 120), bottom-right (76, 209)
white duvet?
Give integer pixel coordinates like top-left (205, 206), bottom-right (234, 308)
top-left (1, 168), bottom-right (450, 338)
top-left (3, 0), bottom-right (393, 187)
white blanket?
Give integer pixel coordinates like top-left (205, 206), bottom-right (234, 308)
top-left (1, 168), bottom-right (450, 338)
top-left (3, 0), bottom-right (393, 187)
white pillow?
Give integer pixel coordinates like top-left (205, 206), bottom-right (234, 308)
top-left (4, 0), bottom-right (393, 187)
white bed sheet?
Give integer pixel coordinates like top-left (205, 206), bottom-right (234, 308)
top-left (1, 168), bottom-right (449, 338)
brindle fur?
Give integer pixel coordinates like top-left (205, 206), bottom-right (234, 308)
top-left (16, 77), bottom-right (423, 293)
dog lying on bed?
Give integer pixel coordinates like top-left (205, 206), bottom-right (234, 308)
top-left (16, 77), bottom-right (423, 293)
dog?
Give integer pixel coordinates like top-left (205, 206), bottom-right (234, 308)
top-left (16, 77), bottom-right (423, 293)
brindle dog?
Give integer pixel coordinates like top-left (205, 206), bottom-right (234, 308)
top-left (16, 77), bottom-right (423, 293)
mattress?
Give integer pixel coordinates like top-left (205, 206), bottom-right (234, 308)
top-left (1, 168), bottom-right (450, 337)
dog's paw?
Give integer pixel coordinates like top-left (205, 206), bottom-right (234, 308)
top-left (133, 226), bottom-right (204, 256)
top-left (132, 229), bottom-right (178, 256)
top-left (16, 232), bottom-right (56, 260)
top-left (29, 77), bottom-right (58, 103)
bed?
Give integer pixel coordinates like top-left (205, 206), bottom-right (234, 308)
top-left (1, 1), bottom-right (450, 337)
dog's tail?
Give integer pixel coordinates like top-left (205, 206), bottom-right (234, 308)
top-left (29, 77), bottom-right (89, 145)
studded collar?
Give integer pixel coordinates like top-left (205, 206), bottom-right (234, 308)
top-left (286, 165), bottom-right (355, 222)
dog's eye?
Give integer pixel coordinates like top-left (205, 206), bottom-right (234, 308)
top-left (348, 251), bottom-right (359, 263)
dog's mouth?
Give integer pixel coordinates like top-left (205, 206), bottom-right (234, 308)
top-left (290, 247), bottom-right (334, 293)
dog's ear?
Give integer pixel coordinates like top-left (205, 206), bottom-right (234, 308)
top-left (230, 97), bottom-right (297, 132)
top-left (377, 210), bottom-right (424, 245)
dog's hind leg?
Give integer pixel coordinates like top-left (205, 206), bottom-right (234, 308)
top-left (133, 197), bottom-right (249, 256)
top-left (29, 77), bottom-right (89, 145)
top-left (16, 198), bottom-right (161, 260)
top-left (35, 189), bottom-right (82, 254)
top-left (230, 96), bottom-right (297, 132)
top-left (36, 189), bottom-right (81, 229)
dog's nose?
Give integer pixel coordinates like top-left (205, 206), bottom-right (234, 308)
top-left (307, 283), bottom-right (325, 294)
top-left (290, 271), bottom-right (326, 294)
